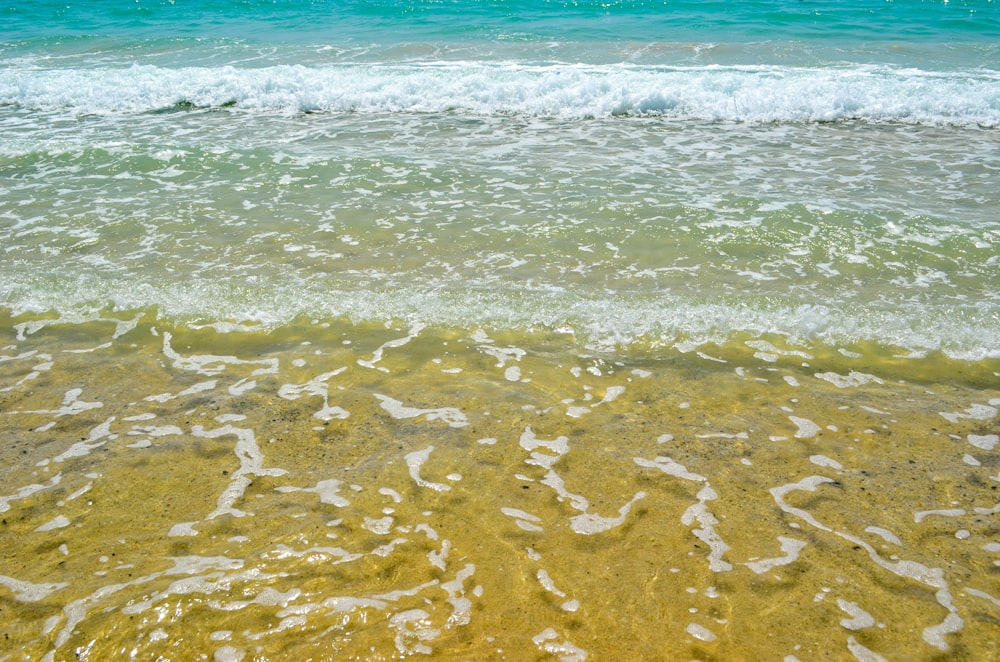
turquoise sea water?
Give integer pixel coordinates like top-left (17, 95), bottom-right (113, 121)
top-left (2, 2), bottom-right (1000, 660)
top-left (6, 1), bottom-right (1000, 44)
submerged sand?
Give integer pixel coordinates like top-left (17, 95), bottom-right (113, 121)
top-left (1, 313), bottom-right (998, 660)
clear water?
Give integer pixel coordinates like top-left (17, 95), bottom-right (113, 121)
top-left (1, 2), bottom-right (999, 660)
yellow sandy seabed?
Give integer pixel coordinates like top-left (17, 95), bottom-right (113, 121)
top-left (1, 312), bottom-right (998, 661)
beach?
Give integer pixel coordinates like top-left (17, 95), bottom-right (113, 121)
top-left (2, 1), bottom-right (1000, 659)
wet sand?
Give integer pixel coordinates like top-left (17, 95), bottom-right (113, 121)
top-left (1, 313), bottom-right (998, 660)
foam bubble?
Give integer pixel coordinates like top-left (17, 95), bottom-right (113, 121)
top-left (685, 622), bottom-right (717, 642)
top-left (54, 417), bottom-right (117, 462)
top-left (25, 388), bottom-right (103, 418)
top-left (965, 588), bottom-right (1000, 608)
top-left (634, 456), bottom-right (706, 483)
top-left (389, 609), bottom-right (439, 655)
top-left (536, 569), bottom-right (565, 598)
top-left (278, 368), bottom-right (349, 421)
top-left (192, 424), bottom-right (289, 521)
top-left (145, 380), bottom-right (217, 403)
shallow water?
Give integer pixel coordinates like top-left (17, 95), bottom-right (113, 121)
top-left (1, 313), bottom-right (998, 660)
top-left (3, 1), bottom-right (1000, 659)
top-left (3, 115), bottom-right (999, 359)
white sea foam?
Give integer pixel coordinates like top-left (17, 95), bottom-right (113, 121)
top-left (968, 434), bottom-right (998, 451)
top-left (771, 475), bottom-right (965, 651)
top-left (634, 456), bottom-right (731, 572)
top-left (536, 569), bottom-right (565, 598)
top-left (532, 628), bottom-right (588, 661)
top-left (0, 575), bottom-right (68, 602)
top-left (569, 491), bottom-right (646, 535)
top-left (3, 263), bottom-right (996, 360)
top-left (0, 474), bottom-right (62, 514)
top-left (939, 404), bottom-right (998, 424)
top-left (390, 609), bottom-right (440, 655)
top-left (145, 380), bottom-right (217, 403)
top-left (358, 325), bottom-right (424, 372)
top-left (838, 599), bottom-right (876, 631)
top-left (53, 417), bottom-right (117, 463)
top-left (745, 537), bottom-right (808, 575)
top-left (810, 455), bottom-right (842, 470)
top-left (847, 636), bottom-right (888, 662)
top-left (965, 587), bottom-right (1000, 608)
top-left (502, 507), bottom-right (544, 532)
top-left (633, 456), bottom-right (705, 483)
top-left (35, 515), bottom-right (71, 532)
top-left (914, 509), bottom-right (965, 524)
top-left (263, 545), bottom-right (361, 566)
top-left (865, 526), bottom-right (902, 546)
top-left (375, 394), bottom-right (468, 428)
top-left (278, 368), bottom-right (350, 421)
top-left (192, 424), bottom-right (289, 521)
top-left (275, 479), bottom-right (350, 507)
top-left (685, 622), bottom-right (717, 642)
top-left (24, 388), bottom-right (102, 418)
top-left (790, 416), bottom-right (821, 439)
top-left (815, 371), bottom-right (885, 388)
top-left (3, 63), bottom-right (998, 126)
top-left (405, 446), bottom-right (451, 492)
top-left (681, 487), bottom-right (733, 573)
top-left (161, 332), bottom-right (279, 377)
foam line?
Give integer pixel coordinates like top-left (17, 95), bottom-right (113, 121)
top-left (4, 63), bottom-right (999, 127)
top-left (405, 446), bottom-right (451, 492)
top-left (375, 394), bottom-right (468, 428)
top-left (278, 368), bottom-right (350, 421)
top-left (0, 575), bottom-right (68, 602)
top-left (161, 331), bottom-right (278, 377)
top-left (0, 474), bottom-right (62, 514)
top-left (357, 324), bottom-right (424, 371)
top-left (191, 424), bottom-right (289, 521)
top-left (745, 537), bottom-right (808, 575)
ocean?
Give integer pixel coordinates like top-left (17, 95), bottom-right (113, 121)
top-left (1, 1), bottom-right (999, 659)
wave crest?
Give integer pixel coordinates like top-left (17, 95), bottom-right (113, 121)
top-left (3, 62), bottom-right (999, 126)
